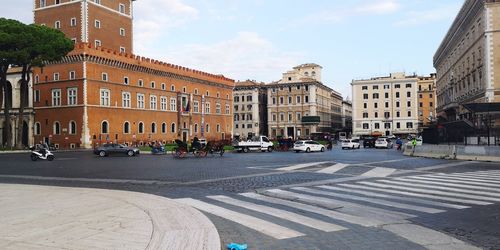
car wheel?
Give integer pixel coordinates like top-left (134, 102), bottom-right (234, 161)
top-left (31, 154), bottom-right (38, 161)
top-left (352, 145), bottom-right (355, 149)
top-left (268, 146), bottom-right (273, 152)
top-left (358, 145), bottom-right (360, 149)
top-left (127, 150), bottom-right (135, 157)
top-left (47, 155), bottom-right (55, 161)
top-left (320, 147), bottom-right (325, 152)
top-left (99, 151), bottom-right (106, 157)
top-left (243, 147), bottom-right (249, 153)
top-left (306, 147), bottom-right (311, 153)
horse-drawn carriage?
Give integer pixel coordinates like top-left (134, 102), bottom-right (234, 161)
top-left (172, 139), bottom-right (225, 158)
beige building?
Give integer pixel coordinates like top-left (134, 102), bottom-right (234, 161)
top-left (352, 72), bottom-right (419, 137)
top-left (417, 74), bottom-right (437, 129)
top-left (434, 0), bottom-right (500, 121)
top-left (267, 64), bottom-right (339, 139)
top-left (341, 99), bottom-right (353, 132)
top-left (233, 80), bottom-right (267, 139)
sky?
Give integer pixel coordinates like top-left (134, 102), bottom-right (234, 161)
top-left (0, 0), bottom-right (463, 99)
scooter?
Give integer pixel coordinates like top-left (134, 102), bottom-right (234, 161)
top-left (151, 145), bottom-right (166, 155)
top-left (30, 146), bottom-right (55, 161)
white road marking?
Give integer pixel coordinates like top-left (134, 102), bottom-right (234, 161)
top-left (175, 198), bottom-right (304, 239)
top-left (207, 195), bottom-right (346, 232)
top-left (316, 163), bottom-right (349, 174)
top-left (317, 185), bottom-right (468, 209)
top-left (378, 179), bottom-right (500, 198)
top-left (276, 162), bottom-right (330, 171)
top-left (264, 189), bottom-right (414, 222)
top-left (338, 183), bottom-right (491, 205)
top-left (394, 177), bottom-right (500, 193)
top-left (0, 175), bottom-right (165, 185)
top-left (360, 167), bottom-right (397, 177)
top-left (239, 192), bottom-right (384, 227)
top-left (358, 158), bottom-right (407, 165)
top-left (446, 173), bottom-right (500, 180)
top-left (407, 176), bottom-right (500, 188)
top-left (431, 174), bottom-right (500, 184)
top-left (292, 187), bottom-right (444, 214)
top-left (415, 161), bottom-right (473, 171)
top-left (358, 181), bottom-right (500, 202)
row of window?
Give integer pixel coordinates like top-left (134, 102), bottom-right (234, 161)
top-left (235, 124), bottom-right (253, 129)
top-left (362, 111), bottom-right (413, 119)
top-left (362, 122), bottom-right (414, 130)
top-left (271, 85), bottom-right (309, 93)
top-left (40, 0), bottom-right (127, 14)
top-left (363, 92), bottom-right (412, 99)
top-left (362, 101), bottom-right (413, 109)
top-left (52, 18), bottom-right (126, 35)
top-left (234, 114), bottom-right (253, 121)
top-left (34, 121), bottom-right (77, 136)
top-left (47, 88), bottom-right (78, 106)
top-left (271, 95), bottom-right (309, 105)
top-left (271, 112), bottom-right (306, 122)
top-left (234, 95), bottom-right (253, 102)
top-left (361, 83), bottom-right (413, 90)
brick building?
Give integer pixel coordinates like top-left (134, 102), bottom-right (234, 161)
top-left (32, 0), bottom-right (234, 149)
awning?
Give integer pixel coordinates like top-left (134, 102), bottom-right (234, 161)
top-left (441, 120), bottom-right (475, 130)
top-left (463, 102), bottom-right (500, 114)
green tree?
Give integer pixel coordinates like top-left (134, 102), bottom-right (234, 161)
top-left (14, 24), bottom-right (73, 149)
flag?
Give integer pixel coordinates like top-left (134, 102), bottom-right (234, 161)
top-left (185, 100), bottom-right (190, 112)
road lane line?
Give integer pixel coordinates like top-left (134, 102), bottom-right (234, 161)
top-left (378, 179), bottom-right (500, 198)
top-left (239, 192), bottom-right (384, 227)
top-left (175, 198), bottom-right (304, 239)
top-left (317, 185), bottom-right (468, 209)
top-left (207, 195), bottom-right (346, 232)
top-left (361, 167), bottom-right (396, 177)
top-left (445, 173), bottom-right (500, 180)
top-left (316, 163), bottom-right (349, 174)
top-left (358, 181), bottom-right (500, 202)
top-left (394, 177), bottom-right (500, 193)
top-left (430, 174), bottom-right (500, 184)
top-left (415, 161), bottom-right (473, 171)
top-left (264, 189), bottom-right (414, 222)
top-left (338, 183), bottom-right (491, 205)
top-left (407, 176), bottom-right (500, 188)
top-left (276, 161), bottom-right (330, 171)
top-left (292, 187), bottom-right (444, 214)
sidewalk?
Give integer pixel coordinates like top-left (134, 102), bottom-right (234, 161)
top-left (0, 184), bottom-right (220, 250)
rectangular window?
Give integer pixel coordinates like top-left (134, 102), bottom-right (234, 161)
top-left (396, 111), bottom-right (400, 117)
top-left (122, 92), bottom-right (131, 108)
top-left (216, 103), bottom-right (221, 114)
top-left (170, 98), bottom-right (176, 111)
top-left (363, 123), bottom-right (369, 129)
top-left (120, 47), bottom-right (125, 53)
top-left (280, 97), bottom-right (284, 104)
top-left (406, 122), bottom-right (413, 128)
top-left (407, 92), bottom-right (411, 98)
top-left (373, 93), bottom-right (379, 99)
top-left (150, 95), bottom-right (157, 110)
top-left (193, 101), bottom-right (199, 113)
top-left (120, 28), bottom-right (125, 36)
top-left (364, 103), bottom-right (367, 109)
top-left (363, 113), bottom-right (368, 118)
top-left (40, 0), bottom-right (46, 7)
top-left (100, 89), bottom-right (110, 106)
top-left (396, 92), bottom-right (400, 98)
top-left (406, 84), bottom-right (412, 88)
top-left (288, 113), bottom-right (292, 121)
top-left (205, 102), bottom-right (210, 113)
top-left (384, 112), bottom-right (390, 118)
top-left (95, 20), bottom-right (101, 28)
top-left (94, 0), bottom-right (100, 4)
top-left (95, 40), bottom-right (101, 47)
top-left (52, 89), bottom-right (61, 106)
top-left (55, 21), bottom-right (61, 29)
top-left (160, 96), bottom-right (167, 110)
top-left (137, 94), bottom-right (145, 109)
top-left (385, 102), bottom-right (389, 108)
top-left (296, 96), bottom-right (301, 103)
top-left (362, 86), bottom-right (368, 90)
top-left (373, 85), bottom-right (379, 90)
top-left (101, 72), bottom-right (108, 81)
top-left (67, 88), bottom-right (77, 105)
top-left (407, 101), bottom-right (411, 107)
top-left (69, 71), bottom-right (76, 80)
top-left (408, 111), bottom-right (412, 117)
top-left (272, 97), bottom-right (276, 104)
top-left (226, 104), bottom-right (230, 114)
top-left (419, 102), bottom-right (423, 107)
top-left (395, 84), bottom-right (400, 88)
top-left (396, 102), bottom-right (400, 108)
top-left (374, 103), bottom-right (378, 108)
top-left (305, 96), bottom-right (309, 103)
top-left (385, 93), bottom-right (389, 98)
top-left (296, 112), bottom-right (301, 121)
top-left (70, 18), bottom-right (77, 27)
top-left (123, 76), bottom-right (129, 85)
top-left (374, 112), bottom-right (378, 118)
top-left (288, 96), bottom-right (292, 104)
top-left (34, 90), bottom-right (40, 103)
top-left (119, 3), bottom-right (126, 13)
top-left (272, 114), bottom-right (276, 121)
top-left (396, 122), bottom-right (401, 129)
top-left (430, 102), bottom-right (433, 107)
top-left (384, 85), bottom-right (390, 89)
top-left (385, 123), bottom-right (391, 129)
top-left (363, 94), bottom-right (368, 99)
top-left (53, 73), bottom-right (60, 81)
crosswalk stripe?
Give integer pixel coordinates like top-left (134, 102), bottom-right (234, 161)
top-left (276, 161), bottom-right (329, 171)
top-left (175, 198), bottom-right (304, 239)
top-left (395, 177), bottom-right (500, 193)
top-left (407, 176), bottom-right (500, 188)
top-left (239, 192), bottom-right (384, 227)
top-left (358, 181), bottom-right (500, 203)
top-left (415, 161), bottom-right (472, 171)
top-left (428, 174), bottom-right (500, 185)
top-left (446, 173), bottom-right (500, 180)
top-left (207, 195), bottom-right (346, 232)
top-left (316, 163), bottom-right (349, 174)
top-left (317, 185), bottom-right (469, 209)
top-left (265, 189), bottom-right (415, 222)
top-left (292, 187), bottom-right (445, 214)
top-left (378, 179), bottom-right (500, 198)
top-left (338, 183), bottom-right (491, 205)
top-left (360, 167), bottom-right (396, 177)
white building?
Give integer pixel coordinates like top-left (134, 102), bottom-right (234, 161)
top-left (233, 80), bottom-right (267, 139)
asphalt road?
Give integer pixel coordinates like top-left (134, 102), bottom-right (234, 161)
top-left (1, 146), bottom-right (499, 249)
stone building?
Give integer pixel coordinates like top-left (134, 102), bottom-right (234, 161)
top-left (341, 99), bottom-right (352, 134)
top-left (267, 64), bottom-right (339, 139)
top-left (233, 80), bottom-right (268, 139)
top-left (417, 74), bottom-right (437, 129)
top-left (331, 90), bottom-right (343, 132)
top-left (433, 0), bottom-right (500, 141)
top-left (0, 67), bottom-right (35, 147)
top-left (352, 72), bottom-right (420, 138)
top-left (32, 0), bottom-right (234, 149)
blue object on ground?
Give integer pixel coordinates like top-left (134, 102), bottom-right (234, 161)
top-left (227, 242), bottom-right (248, 250)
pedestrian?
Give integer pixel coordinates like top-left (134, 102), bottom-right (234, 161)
top-left (396, 137), bottom-right (403, 150)
top-left (411, 137), bottom-right (417, 147)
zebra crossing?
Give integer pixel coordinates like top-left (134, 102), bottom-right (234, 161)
top-left (277, 161), bottom-right (399, 177)
top-left (175, 169), bottom-right (500, 243)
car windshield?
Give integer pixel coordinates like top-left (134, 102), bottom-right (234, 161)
top-left (295, 141), bottom-right (304, 144)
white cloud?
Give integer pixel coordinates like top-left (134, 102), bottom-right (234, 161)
top-left (356, 0), bottom-right (400, 15)
top-left (394, 4), bottom-right (462, 27)
top-left (147, 32), bottom-right (305, 82)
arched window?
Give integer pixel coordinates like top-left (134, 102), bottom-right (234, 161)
top-left (53, 121), bottom-right (61, 135)
top-left (170, 85), bottom-right (175, 91)
top-left (304, 72), bottom-right (309, 77)
top-left (34, 122), bottom-right (41, 135)
top-left (138, 122), bottom-right (144, 134)
top-left (101, 121), bottom-right (108, 134)
top-left (151, 122), bottom-right (156, 134)
top-left (123, 121), bottom-right (130, 134)
top-left (217, 124), bottom-right (221, 133)
top-left (311, 71), bottom-right (316, 76)
top-left (161, 122), bottom-right (166, 133)
top-left (69, 121), bottom-right (77, 135)
top-left (206, 124), bottom-right (210, 133)
top-left (171, 122), bottom-right (176, 133)
top-left (194, 123), bottom-right (198, 133)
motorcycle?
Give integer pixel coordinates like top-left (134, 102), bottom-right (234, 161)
top-left (151, 145), bottom-right (166, 155)
top-left (30, 146), bottom-right (55, 161)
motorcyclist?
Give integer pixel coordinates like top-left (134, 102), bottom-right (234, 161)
top-left (39, 142), bottom-right (48, 157)
top-left (395, 138), bottom-right (403, 150)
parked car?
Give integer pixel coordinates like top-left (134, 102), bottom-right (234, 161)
top-left (234, 135), bottom-right (274, 153)
top-left (375, 138), bottom-right (394, 149)
top-left (341, 139), bottom-right (360, 149)
top-left (294, 140), bottom-right (325, 153)
top-left (363, 137), bottom-right (377, 148)
top-left (94, 143), bottom-right (140, 157)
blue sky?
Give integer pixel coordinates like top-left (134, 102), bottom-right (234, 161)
top-left (1, 0), bottom-right (463, 98)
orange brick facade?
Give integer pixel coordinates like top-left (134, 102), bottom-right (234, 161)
top-left (32, 0), bottom-right (234, 149)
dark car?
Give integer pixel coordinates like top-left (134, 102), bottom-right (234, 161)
top-left (93, 143), bottom-right (140, 157)
top-left (363, 137), bottom-right (377, 148)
